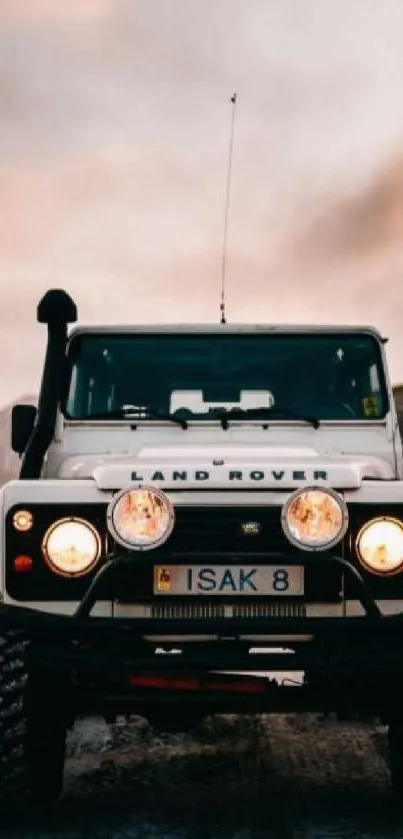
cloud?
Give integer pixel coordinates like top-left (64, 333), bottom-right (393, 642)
top-left (2, 0), bottom-right (403, 402)
top-left (278, 154), bottom-right (403, 268)
top-left (0, 0), bottom-right (115, 25)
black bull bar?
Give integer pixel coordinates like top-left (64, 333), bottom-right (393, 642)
top-left (1, 553), bottom-right (403, 678)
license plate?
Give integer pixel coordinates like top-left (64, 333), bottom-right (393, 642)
top-left (153, 565), bottom-right (304, 596)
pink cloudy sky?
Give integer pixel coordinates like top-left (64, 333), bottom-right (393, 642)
top-left (2, 0), bottom-right (403, 405)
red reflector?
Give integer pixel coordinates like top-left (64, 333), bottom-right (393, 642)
top-left (13, 555), bottom-right (33, 572)
top-left (129, 676), bottom-right (200, 691)
top-left (129, 675), bottom-right (266, 694)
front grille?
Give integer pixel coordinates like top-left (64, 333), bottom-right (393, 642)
top-left (161, 505), bottom-right (294, 555)
top-left (150, 601), bottom-right (306, 620)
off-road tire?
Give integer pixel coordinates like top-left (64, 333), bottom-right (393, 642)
top-left (0, 629), bottom-right (67, 808)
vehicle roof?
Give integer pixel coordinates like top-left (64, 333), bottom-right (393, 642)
top-left (68, 323), bottom-right (385, 339)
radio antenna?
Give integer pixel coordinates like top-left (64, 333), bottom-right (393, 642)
top-left (220, 92), bottom-right (238, 324)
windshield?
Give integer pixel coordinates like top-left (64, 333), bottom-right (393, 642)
top-left (63, 332), bottom-right (389, 422)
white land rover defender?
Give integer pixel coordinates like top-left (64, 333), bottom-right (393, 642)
top-left (2, 288), bottom-right (403, 805)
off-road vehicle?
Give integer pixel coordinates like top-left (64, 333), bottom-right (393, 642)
top-left (2, 288), bottom-right (403, 803)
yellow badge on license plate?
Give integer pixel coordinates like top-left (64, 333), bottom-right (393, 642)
top-left (156, 567), bottom-right (171, 592)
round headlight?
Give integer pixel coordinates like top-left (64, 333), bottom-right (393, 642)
top-left (281, 486), bottom-right (348, 551)
top-left (42, 518), bottom-right (101, 577)
top-left (107, 486), bottom-right (175, 551)
top-left (356, 517), bottom-right (403, 576)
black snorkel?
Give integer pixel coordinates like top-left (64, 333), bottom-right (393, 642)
top-left (19, 289), bottom-right (77, 480)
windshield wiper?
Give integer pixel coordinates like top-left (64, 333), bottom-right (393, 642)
top-left (215, 406), bottom-right (320, 429)
top-left (81, 405), bottom-right (188, 429)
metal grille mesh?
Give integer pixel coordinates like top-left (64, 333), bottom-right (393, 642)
top-left (151, 601), bottom-right (306, 620)
top-left (151, 602), bottom-right (225, 619)
top-left (233, 602), bottom-right (306, 619)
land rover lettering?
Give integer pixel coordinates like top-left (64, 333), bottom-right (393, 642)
top-left (130, 468), bottom-right (329, 483)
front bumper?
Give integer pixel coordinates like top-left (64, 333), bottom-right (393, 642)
top-left (2, 552), bottom-right (403, 715)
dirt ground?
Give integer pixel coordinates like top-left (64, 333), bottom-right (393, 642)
top-left (3, 712), bottom-right (403, 839)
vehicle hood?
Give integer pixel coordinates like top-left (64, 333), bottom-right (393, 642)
top-left (55, 443), bottom-right (395, 490)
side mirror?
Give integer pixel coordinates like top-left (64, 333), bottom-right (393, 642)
top-left (11, 404), bottom-right (37, 455)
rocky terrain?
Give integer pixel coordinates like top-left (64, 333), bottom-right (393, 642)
top-left (1, 713), bottom-right (402, 839)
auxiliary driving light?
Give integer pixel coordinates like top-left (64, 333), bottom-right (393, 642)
top-left (281, 486), bottom-right (348, 551)
top-left (356, 517), bottom-right (403, 576)
top-left (42, 518), bottom-right (101, 577)
top-left (106, 486), bottom-right (175, 551)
